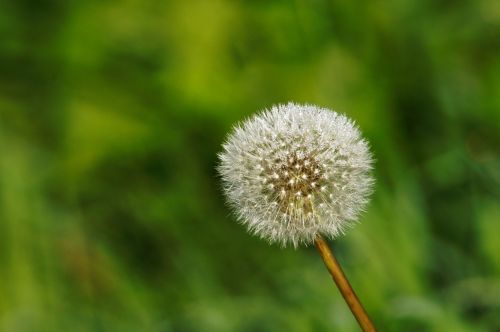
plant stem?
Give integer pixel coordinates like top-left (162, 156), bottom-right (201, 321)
top-left (314, 235), bottom-right (377, 332)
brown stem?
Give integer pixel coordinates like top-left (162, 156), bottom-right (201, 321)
top-left (314, 235), bottom-right (377, 332)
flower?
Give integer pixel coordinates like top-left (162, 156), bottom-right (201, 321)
top-left (218, 103), bottom-right (374, 248)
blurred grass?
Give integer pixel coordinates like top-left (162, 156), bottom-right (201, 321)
top-left (1, 0), bottom-right (500, 331)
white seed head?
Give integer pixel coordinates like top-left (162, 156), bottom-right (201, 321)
top-left (218, 103), bottom-right (374, 248)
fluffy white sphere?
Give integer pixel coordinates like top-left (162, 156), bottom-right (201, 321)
top-left (218, 103), bottom-right (374, 247)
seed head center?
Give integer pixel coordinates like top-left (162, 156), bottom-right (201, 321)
top-left (261, 152), bottom-right (326, 212)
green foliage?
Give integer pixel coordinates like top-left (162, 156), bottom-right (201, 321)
top-left (1, 0), bottom-right (499, 331)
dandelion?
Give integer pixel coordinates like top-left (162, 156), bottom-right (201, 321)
top-left (218, 103), bottom-right (373, 247)
top-left (218, 103), bottom-right (376, 331)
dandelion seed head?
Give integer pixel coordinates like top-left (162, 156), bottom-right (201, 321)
top-left (218, 103), bottom-right (374, 248)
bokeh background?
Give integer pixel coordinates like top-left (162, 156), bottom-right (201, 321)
top-left (1, 0), bottom-right (500, 331)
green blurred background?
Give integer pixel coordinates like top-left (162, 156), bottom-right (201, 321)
top-left (1, 0), bottom-right (500, 331)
